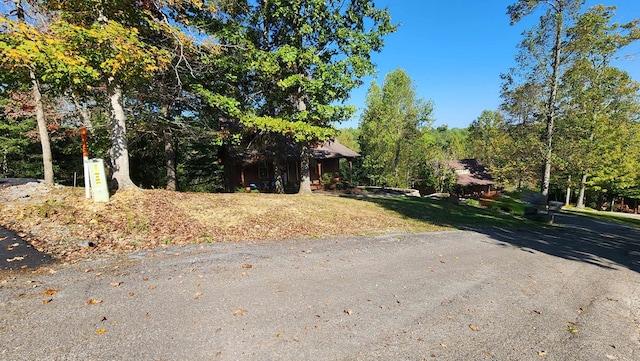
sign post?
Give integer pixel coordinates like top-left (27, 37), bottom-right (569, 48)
top-left (88, 159), bottom-right (110, 202)
top-left (80, 127), bottom-right (90, 199)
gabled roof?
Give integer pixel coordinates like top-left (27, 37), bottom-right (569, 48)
top-left (225, 138), bottom-right (360, 166)
top-left (312, 140), bottom-right (360, 159)
top-left (448, 159), bottom-right (494, 186)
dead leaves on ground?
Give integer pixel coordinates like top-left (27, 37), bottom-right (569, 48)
top-left (1, 188), bottom-right (446, 264)
top-left (41, 288), bottom-right (58, 304)
top-left (233, 307), bottom-right (245, 316)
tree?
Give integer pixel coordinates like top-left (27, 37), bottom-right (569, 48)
top-left (557, 5), bottom-right (640, 208)
top-left (506, 0), bottom-right (583, 198)
top-left (196, 0), bottom-right (396, 194)
top-left (359, 69), bottom-right (433, 188)
top-left (467, 110), bottom-right (513, 183)
top-left (46, 0), bottom-right (174, 190)
top-left (2, 1), bottom-right (57, 184)
top-left (500, 79), bottom-right (546, 189)
top-left (336, 128), bottom-right (360, 153)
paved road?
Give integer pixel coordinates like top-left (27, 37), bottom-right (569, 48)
top-left (0, 227), bottom-right (53, 271)
top-left (1, 213), bottom-right (639, 360)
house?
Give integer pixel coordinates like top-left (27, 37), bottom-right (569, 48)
top-left (223, 140), bottom-right (360, 192)
top-left (448, 159), bottom-right (495, 197)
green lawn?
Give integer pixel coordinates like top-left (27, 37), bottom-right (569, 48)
top-left (563, 207), bottom-right (640, 229)
top-left (357, 195), bottom-right (538, 230)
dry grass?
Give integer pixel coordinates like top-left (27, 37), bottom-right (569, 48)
top-left (0, 187), bottom-right (447, 262)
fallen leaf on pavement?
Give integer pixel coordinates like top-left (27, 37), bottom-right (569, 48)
top-left (194, 291), bottom-right (203, 299)
top-left (42, 298), bottom-right (52, 304)
top-left (43, 288), bottom-right (59, 296)
top-left (567, 325), bottom-right (579, 333)
top-left (469, 324), bottom-right (480, 331)
top-left (242, 263), bottom-right (252, 269)
top-left (86, 298), bottom-right (103, 305)
top-left (95, 329), bottom-right (106, 335)
top-left (110, 282), bottom-right (122, 287)
top-left (233, 307), bottom-right (245, 316)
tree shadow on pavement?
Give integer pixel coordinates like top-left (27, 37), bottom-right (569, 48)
top-left (481, 213), bottom-right (640, 273)
top-left (361, 197), bottom-right (640, 273)
top-left (0, 227), bottom-right (54, 271)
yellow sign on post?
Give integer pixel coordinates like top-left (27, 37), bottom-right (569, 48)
top-left (88, 158), bottom-right (110, 202)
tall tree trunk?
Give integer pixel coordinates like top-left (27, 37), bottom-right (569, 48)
top-left (164, 128), bottom-right (176, 191)
top-left (295, 91), bottom-right (313, 194)
top-left (273, 159), bottom-right (284, 194)
top-left (32, 71), bottom-right (54, 185)
top-left (565, 175), bottom-right (571, 206)
top-left (108, 78), bottom-right (137, 190)
top-left (576, 171), bottom-right (587, 209)
top-left (541, 10), bottom-right (564, 199)
top-left (160, 102), bottom-right (176, 191)
top-left (298, 146), bottom-right (312, 194)
top-left (14, 0), bottom-right (53, 184)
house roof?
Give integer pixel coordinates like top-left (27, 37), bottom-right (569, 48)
top-left (312, 140), bottom-right (360, 159)
top-left (448, 159), bottom-right (494, 186)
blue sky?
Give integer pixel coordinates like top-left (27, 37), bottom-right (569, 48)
top-left (340, 0), bottom-right (640, 129)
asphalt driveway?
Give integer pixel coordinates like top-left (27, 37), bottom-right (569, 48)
top-left (1, 213), bottom-right (639, 360)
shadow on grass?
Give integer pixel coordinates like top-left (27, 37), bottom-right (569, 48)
top-left (357, 196), bottom-right (640, 273)
top-left (0, 227), bottom-right (54, 271)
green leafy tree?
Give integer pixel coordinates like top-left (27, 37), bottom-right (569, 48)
top-left (467, 110), bottom-right (514, 184)
top-left (44, 0), bottom-right (175, 190)
top-left (336, 127), bottom-right (360, 153)
top-left (557, 5), bottom-right (640, 208)
top-left (195, 0), bottom-right (396, 194)
top-left (0, 0), bottom-right (95, 184)
top-left (359, 69), bottom-right (433, 188)
top-left (500, 80), bottom-right (546, 189)
top-left (506, 0), bottom-right (584, 198)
